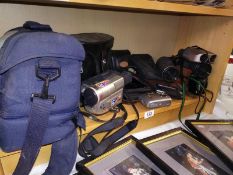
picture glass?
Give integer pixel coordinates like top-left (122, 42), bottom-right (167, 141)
top-left (86, 141), bottom-right (164, 175)
top-left (144, 131), bottom-right (232, 175)
top-left (194, 124), bottom-right (233, 161)
top-left (166, 143), bottom-right (228, 175)
top-left (109, 155), bottom-right (159, 175)
top-left (210, 130), bottom-right (233, 151)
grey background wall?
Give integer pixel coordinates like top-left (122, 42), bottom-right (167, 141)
top-left (0, 3), bottom-right (180, 59)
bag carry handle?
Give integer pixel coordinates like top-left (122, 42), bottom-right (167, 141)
top-left (23, 21), bottom-right (53, 32)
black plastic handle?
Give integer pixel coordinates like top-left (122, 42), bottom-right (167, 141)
top-left (23, 21), bottom-right (52, 31)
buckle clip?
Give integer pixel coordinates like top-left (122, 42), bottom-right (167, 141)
top-left (31, 65), bottom-right (61, 104)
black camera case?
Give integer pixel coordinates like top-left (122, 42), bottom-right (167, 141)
top-left (73, 33), bottom-right (114, 80)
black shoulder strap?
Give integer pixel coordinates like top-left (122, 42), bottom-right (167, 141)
top-left (78, 103), bottom-right (139, 158)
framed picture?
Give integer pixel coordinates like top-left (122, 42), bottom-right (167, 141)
top-left (186, 120), bottom-right (233, 171)
top-left (141, 128), bottom-right (232, 175)
top-left (76, 136), bottom-right (165, 175)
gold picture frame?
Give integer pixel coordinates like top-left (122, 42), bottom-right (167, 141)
top-left (76, 136), bottom-right (164, 175)
top-left (186, 120), bottom-right (233, 171)
top-left (140, 127), bottom-right (232, 175)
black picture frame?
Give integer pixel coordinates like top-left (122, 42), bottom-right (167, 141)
top-left (76, 136), bottom-right (164, 175)
top-left (186, 120), bottom-right (233, 171)
top-left (140, 127), bottom-right (232, 175)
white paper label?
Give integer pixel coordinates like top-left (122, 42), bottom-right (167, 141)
top-left (144, 110), bottom-right (155, 119)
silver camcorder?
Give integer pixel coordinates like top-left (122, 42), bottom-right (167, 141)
top-left (82, 71), bottom-right (131, 115)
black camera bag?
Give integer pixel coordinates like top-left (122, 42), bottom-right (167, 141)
top-left (73, 33), bottom-right (114, 80)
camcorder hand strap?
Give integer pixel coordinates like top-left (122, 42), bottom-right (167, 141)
top-left (81, 110), bottom-right (117, 123)
top-left (78, 103), bottom-right (139, 158)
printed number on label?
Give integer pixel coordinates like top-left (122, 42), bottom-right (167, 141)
top-left (144, 110), bottom-right (155, 119)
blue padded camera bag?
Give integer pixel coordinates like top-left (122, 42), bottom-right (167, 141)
top-left (0, 21), bottom-right (85, 175)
